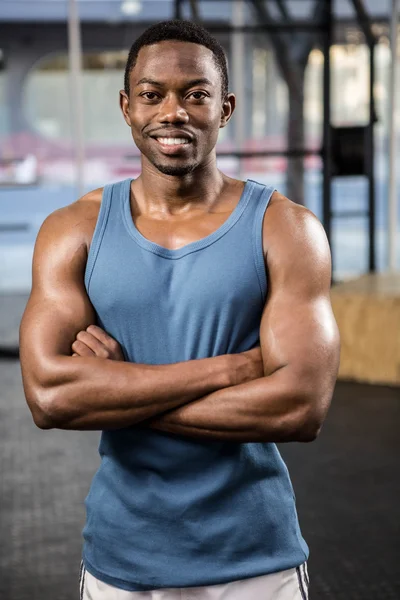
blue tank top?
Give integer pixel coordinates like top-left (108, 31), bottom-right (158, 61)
top-left (82, 177), bottom-right (308, 592)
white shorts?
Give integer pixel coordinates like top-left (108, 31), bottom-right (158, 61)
top-left (79, 562), bottom-right (309, 600)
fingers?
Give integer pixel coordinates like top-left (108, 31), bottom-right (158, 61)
top-left (85, 325), bottom-right (123, 358)
top-left (71, 338), bottom-right (96, 357)
top-left (72, 330), bottom-right (110, 358)
top-left (71, 325), bottom-right (124, 361)
top-left (86, 325), bottom-right (115, 346)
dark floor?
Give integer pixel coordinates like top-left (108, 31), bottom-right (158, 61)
top-left (0, 360), bottom-right (399, 600)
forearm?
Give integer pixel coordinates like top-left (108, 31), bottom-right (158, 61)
top-left (146, 370), bottom-right (313, 443)
top-left (30, 353), bottom-right (234, 430)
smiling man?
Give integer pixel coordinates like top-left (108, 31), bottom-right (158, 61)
top-left (19, 20), bottom-right (340, 600)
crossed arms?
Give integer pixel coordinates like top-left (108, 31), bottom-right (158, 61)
top-left (19, 193), bottom-right (340, 443)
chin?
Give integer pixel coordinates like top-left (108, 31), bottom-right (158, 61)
top-left (153, 162), bottom-right (199, 177)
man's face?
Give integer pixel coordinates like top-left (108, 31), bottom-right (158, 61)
top-left (120, 41), bottom-right (234, 177)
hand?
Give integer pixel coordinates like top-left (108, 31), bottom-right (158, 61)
top-left (71, 325), bottom-right (125, 361)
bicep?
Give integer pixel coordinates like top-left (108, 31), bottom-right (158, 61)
top-left (19, 208), bottom-right (96, 391)
top-left (259, 204), bottom-right (340, 407)
top-left (260, 294), bottom-right (338, 385)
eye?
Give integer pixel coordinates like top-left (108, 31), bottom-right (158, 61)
top-left (140, 92), bottom-right (160, 101)
top-left (187, 91), bottom-right (208, 101)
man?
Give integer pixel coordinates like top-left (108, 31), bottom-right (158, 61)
top-left (19, 19), bottom-right (340, 600)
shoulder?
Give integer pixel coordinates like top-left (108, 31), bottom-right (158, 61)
top-left (37, 187), bottom-right (103, 251)
top-left (41, 187), bottom-right (103, 228)
top-left (263, 191), bottom-right (331, 287)
top-left (29, 187), bottom-right (104, 292)
top-left (264, 190), bottom-right (329, 254)
top-left (264, 190), bottom-right (322, 236)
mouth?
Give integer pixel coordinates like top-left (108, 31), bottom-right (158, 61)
top-left (149, 132), bottom-right (193, 155)
top-left (153, 137), bottom-right (192, 154)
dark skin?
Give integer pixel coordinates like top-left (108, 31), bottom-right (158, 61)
top-left (19, 40), bottom-right (340, 441)
top-left (119, 41), bottom-right (242, 240)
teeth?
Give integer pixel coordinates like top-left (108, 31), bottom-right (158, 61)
top-left (157, 137), bottom-right (189, 145)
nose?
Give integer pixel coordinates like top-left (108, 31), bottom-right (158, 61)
top-left (158, 94), bottom-right (189, 125)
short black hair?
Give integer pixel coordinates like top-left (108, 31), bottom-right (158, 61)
top-left (124, 20), bottom-right (228, 98)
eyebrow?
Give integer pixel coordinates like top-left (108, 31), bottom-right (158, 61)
top-left (135, 77), bottom-right (213, 88)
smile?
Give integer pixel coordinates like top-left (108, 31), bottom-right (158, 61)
top-left (156, 137), bottom-right (191, 146)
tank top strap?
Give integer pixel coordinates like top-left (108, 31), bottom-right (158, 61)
top-left (84, 178), bottom-right (131, 291)
top-left (249, 180), bottom-right (276, 303)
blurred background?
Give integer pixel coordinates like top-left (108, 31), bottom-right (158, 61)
top-left (0, 0), bottom-right (399, 297)
top-left (0, 1), bottom-right (399, 600)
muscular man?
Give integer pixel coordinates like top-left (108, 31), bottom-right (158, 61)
top-left (19, 19), bottom-right (340, 600)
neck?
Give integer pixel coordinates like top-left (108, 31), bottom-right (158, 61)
top-left (133, 153), bottom-right (226, 215)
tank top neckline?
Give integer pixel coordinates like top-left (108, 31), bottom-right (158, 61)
top-left (121, 177), bottom-right (254, 259)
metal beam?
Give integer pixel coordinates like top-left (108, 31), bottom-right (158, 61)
top-left (348, 0), bottom-right (377, 272)
top-left (231, 0), bottom-right (246, 179)
top-left (348, 0), bottom-right (378, 46)
top-left (174, 0), bottom-right (183, 19)
top-left (207, 21), bottom-right (325, 33)
top-left (388, 0), bottom-right (399, 272)
top-left (189, 0), bottom-right (200, 21)
top-left (368, 42), bottom-right (376, 271)
top-left (322, 0), bottom-right (333, 250)
top-left (68, 0), bottom-right (85, 197)
top-left (248, 0), bottom-right (303, 98)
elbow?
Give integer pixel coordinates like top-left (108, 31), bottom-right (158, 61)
top-left (295, 403), bottom-right (324, 443)
top-left (288, 377), bottom-right (333, 442)
top-left (35, 405), bottom-right (59, 430)
top-left (259, 408), bottom-right (322, 443)
top-left (296, 421), bottom-right (322, 443)
top-left (25, 384), bottom-right (64, 430)
top-left (33, 413), bottom-right (55, 430)
top-left (22, 357), bottom-right (73, 430)
top-left (262, 371), bottom-right (334, 444)
top-left (275, 396), bottom-right (324, 443)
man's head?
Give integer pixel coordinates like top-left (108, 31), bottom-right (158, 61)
top-left (120, 20), bottom-right (235, 177)
top-left (124, 20), bottom-right (229, 99)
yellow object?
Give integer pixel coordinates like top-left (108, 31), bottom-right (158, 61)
top-left (331, 274), bottom-right (400, 386)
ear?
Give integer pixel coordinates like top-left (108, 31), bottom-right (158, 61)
top-left (220, 92), bottom-right (235, 129)
top-left (119, 90), bottom-right (132, 127)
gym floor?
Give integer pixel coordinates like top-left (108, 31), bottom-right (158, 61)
top-left (1, 359), bottom-right (399, 600)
